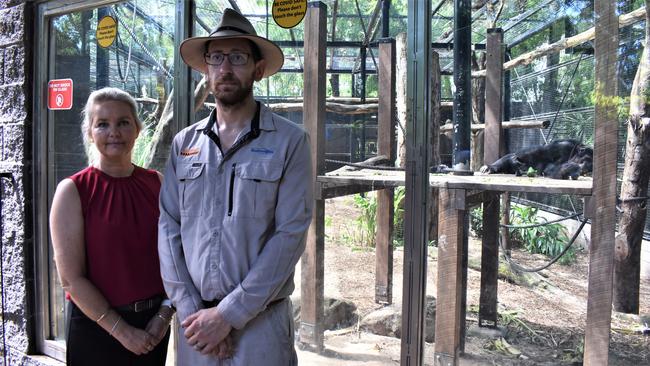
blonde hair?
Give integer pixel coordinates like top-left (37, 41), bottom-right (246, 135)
top-left (81, 87), bottom-right (142, 164)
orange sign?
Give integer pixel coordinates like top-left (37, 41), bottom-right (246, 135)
top-left (48, 79), bottom-right (73, 110)
top-left (272, 0), bottom-right (306, 28)
top-left (96, 16), bottom-right (117, 48)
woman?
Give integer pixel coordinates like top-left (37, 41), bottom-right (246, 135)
top-left (50, 87), bottom-right (173, 365)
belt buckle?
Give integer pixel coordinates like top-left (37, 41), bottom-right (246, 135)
top-left (134, 299), bottom-right (147, 312)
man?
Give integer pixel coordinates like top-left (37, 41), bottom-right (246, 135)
top-left (158, 8), bottom-right (313, 365)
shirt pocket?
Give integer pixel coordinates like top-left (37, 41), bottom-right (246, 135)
top-left (230, 161), bottom-right (283, 218)
top-left (177, 161), bottom-right (206, 217)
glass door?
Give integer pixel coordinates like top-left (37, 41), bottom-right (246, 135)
top-left (36, 0), bottom-right (176, 359)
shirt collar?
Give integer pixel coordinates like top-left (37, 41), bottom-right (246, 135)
top-left (195, 101), bottom-right (278, 133)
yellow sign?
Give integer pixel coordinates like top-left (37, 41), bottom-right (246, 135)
top-left (96, 15), bottom-right (117, 48)
top-left (272, 0), bottom-right (307, 29)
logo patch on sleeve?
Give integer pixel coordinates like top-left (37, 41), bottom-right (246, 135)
top-left (180, 147), bottom-right (200, 156)
top-left (251, 147), bottom-right (274, 155)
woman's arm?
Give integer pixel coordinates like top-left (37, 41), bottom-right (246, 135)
top-left (50, 178), bottom-right (155, 355)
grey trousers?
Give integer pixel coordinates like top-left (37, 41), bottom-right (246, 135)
top-left (176, 298), bottom-right (297, 366)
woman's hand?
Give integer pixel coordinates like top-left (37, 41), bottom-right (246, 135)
top-left (145, 309), bottom-right (172, 345)
top-left (113, 320), bottom-right (157, 355)
top-left (212, 335), bottom-right (234, 359)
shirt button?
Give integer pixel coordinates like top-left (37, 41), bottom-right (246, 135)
top-left (211, 263), bottom-right (218, 270)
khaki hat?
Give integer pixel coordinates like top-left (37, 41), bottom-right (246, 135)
top-left (180, 8), bottom-right (284, 78)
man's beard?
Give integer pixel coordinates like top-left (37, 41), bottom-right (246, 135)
top-left (214, 75), bottom-right (254, 107)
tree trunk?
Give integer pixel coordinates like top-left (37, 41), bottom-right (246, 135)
top-left (614, 0), bottom-right (650, 314)
top-left (429, 52), bottom-right (441, 244)
top-left (471, 51), bottom-right (486, 171)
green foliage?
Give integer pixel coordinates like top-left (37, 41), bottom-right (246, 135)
top-left (470, 206), bottom-right (483, 238)
top-left (526, 167), bottom-right (538, 177)
top-left (345, 187), bottom-right (407, 249)
top-left (509, 206), bottom-right (574, 264)
top-left (499, 309), bottom-right (539, 338)
top-left (131, 125), bottom-right (154, 167)
top-left (352, 193), bottom-right (378, 248)
top-left (393, 187), bottom-right (406, 247)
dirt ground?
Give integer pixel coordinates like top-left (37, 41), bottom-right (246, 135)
top-left (294, 196), bottom-right (650, 365)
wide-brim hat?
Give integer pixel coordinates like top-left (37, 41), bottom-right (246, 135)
top-left (180, 8), bottom-right (284, 78)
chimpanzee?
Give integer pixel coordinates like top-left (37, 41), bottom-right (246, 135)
top-left (479, 139), bottom-right (593, 180)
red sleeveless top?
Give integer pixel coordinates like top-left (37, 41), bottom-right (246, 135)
top-left (70, 166), bottom-right (164, 306)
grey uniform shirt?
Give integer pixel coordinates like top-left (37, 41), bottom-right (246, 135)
top-left (158, 102), bottom-right (313, 329)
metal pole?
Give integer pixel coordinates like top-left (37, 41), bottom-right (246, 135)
top-left (401, 0), bottom-right (431, 364)
top-left (452, 0), bottom-right (472, 171)
top-left (381, 0), bottom-right (391, 38)
top-left (360, 46), bottom-right (367, 162)
top-left (452, 0), bottom-right (472, 354)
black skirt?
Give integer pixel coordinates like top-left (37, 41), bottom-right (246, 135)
top-left (66, 301), bottom-right (170, 366)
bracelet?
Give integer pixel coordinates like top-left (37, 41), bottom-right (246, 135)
top-left (109, 317), bottom-right (121, 336)
top-left (95, 309), bottom-right (108, 323)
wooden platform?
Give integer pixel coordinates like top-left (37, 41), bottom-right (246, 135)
top-left (318, 169), bottom-right (593, 199)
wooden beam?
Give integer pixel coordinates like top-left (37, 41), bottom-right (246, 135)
top-left (479, 192), bottom-right (499, 328)
top-left (484, 28), bottom-right (505, 164)
top-left (479, 28), bottom-right (503, 330)
top-left (435, 188), bottom-right (467, 363)
top-left (273, 96), bottom-right (379, 104)
top-left (318, 183), bottom-right (379, 199)
top-left (472, 6), bottom-right (646, 78)
top-left (268, 101), bottom-right (378, 114)
top-left (375, 38), bottom-right (396, 305)
top-left (300, 1), bottom-right (327, 351)
top-left (440, 119), bottom-right (549, 132)
top-left (584, 1), bottom-right (618, 364)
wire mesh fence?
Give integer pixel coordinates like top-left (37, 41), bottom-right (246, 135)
top-left (503, 0), bottom-right (650, 238)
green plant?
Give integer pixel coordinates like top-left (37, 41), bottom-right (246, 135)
top-left (352, 193), bottom-right (378, 248)
top-left (393, 187), bottom-right (406, 247)
top-left (348, 187), bottom-right (408, 248)
top-left (509, 205), bottom-right (574, 264)
top-left (499, 309), bottom-right (539, 338)
top-left (470, 206), bottom-right (483, 238)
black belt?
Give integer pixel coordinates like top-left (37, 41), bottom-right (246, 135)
top-left (203, 297), bottom-right (285, 309)
top-left (115, 295), bottom-right (164, 313)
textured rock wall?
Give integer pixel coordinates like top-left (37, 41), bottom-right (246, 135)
top-left (0, 1), bottom-right (53, 365)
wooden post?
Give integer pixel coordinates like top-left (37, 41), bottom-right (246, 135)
top-left (375, 38), bottom-right (396, 304)
top-left (479, 194), bottom-right (499, 328)
top-left (429, 52), bottom-right (441, 249)
top-left (479, 28), bottom-right (504, 329)
top-left (434, 188), bottom-right (467, 364)
top-left (300, 1), bottom-right (327, 351)
top-left (584, 1), bottom-right (618, 364)
top-left (500, 193), bottom-right (511, 256)
top-left (484, 28), bottom-right (504, 164)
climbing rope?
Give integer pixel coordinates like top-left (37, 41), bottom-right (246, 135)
top-left (116, 1), bottom-right (136, 85)
top-left (499, 211), bottom-right (583, 229)
top-left (500, 218), bottom-right (587, 273)
top-left (111, 5), bottom-right (173, 78)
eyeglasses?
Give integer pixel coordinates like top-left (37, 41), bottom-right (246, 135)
top-left (204, 51), bottom-right (250, 66)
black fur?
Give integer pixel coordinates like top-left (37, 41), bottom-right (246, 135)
top-left (479, 139), bottom-right (593, 180)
